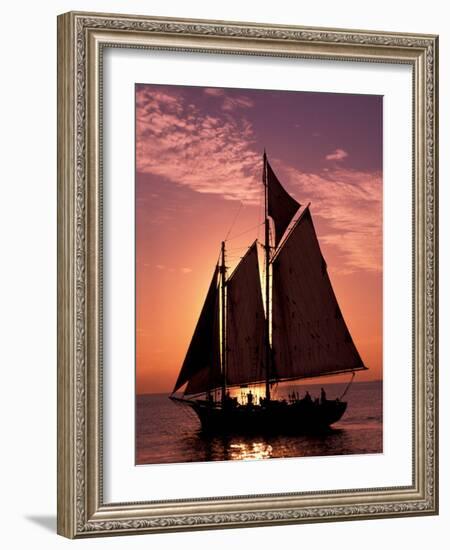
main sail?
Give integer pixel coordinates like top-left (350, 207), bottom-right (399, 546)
top-left (271, 207), bottom-right (367, 381)
top-left (226, 242), bottom-right (267, 387)
top-left (172, 266), bottom-right (221, 395)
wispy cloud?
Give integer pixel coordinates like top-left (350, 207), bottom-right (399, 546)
top-left (203, 87), bottom-right (254, 111)
top-left (136, 86), bottom-right (261, 205)
top-left (136, 86), bottom-right (381, 274)
top-left (153, 263), bottom-right (193, 274)
top-left (325, 148), bottom-right (348, 161)
top-left (221, 95), bottom-right (254, 111)
top-left (203, 88), bottom-right (225, 97)
top-left (279, 164), bottom-right (382, 273)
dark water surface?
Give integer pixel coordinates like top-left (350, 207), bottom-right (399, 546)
top-left (136, 381), bottom-right (382, 465)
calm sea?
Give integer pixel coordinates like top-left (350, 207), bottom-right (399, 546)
top-left (136, 380), bottom-right (382, 465)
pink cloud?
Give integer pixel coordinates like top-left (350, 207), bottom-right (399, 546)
top-left (136, 86), bottom-right (381, 274)
top-left (221, 95), bottom-right (254, 111)
top-left (203, 88), bottom-right (225, 97)
top-left (278, 164), bottom-right (382, 273)
top-left (136, 86), bottom-right (262, 205)
top-left (203, 87), bottom-right (254, 110)
top-left (325, 148), bottom-right (349, 161)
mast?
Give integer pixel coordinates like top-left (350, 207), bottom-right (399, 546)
top-left (263, 152), bottom-right (271, 402)
top-left (220, 241), bottom-right (227, 406)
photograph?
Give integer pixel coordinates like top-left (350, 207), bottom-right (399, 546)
top-left (135, 83), bottom-right (383, 465)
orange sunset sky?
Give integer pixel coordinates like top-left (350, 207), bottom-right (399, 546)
top-left (135, 84), bottom-right (383, 395)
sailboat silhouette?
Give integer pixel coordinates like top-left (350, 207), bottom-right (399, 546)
top-left (170, 152), bottom-right (367, 433)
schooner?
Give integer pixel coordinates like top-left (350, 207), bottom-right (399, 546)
top-left (170, 152), bottom-right (367, 433)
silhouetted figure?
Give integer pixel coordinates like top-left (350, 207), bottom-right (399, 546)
top-left (304, 390), bottom-right (312, 404)
top-left (247, 390), bottom-right (254, 405)
top-left (320, 387), bottom-right (327, 404)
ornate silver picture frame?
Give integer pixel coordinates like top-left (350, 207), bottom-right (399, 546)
top-left (57, 11), bottom-right (438, 538)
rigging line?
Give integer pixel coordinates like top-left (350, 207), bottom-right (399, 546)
top-left (225, 251), bottom-right (249, 256)
top-left (213, 249), bottom-right (221, 272)
top-left (339, 371), bottom-right (356, 400)
top-left (226, 245), bottom-right (252, 251)
top-left (224, 256), bottom-right (246, 265)
top-left (224, 201), bottom-right (244, 241)
top-left (226, 222), bottom-right (265, 242)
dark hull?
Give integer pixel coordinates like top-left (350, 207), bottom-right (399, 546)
top-left (172, 397), bottom-right (347, 434)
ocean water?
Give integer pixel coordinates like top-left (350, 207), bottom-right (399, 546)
top-left (136, 380), bottom-right (382, 465)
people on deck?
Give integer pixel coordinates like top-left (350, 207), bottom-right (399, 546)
top-left (320, 387), bottom-right (327, 404)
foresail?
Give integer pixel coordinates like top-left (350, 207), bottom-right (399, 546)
top-left (173, 265), bottom-right (221, 395)
top-left (272, 207), bottom-right (366, 380)
top-left (184, 365), bottom-right (221, 396)
top-left (226, 242), bottom-right (266, 387)
top-left (265, 153), bottom-right (301, 246)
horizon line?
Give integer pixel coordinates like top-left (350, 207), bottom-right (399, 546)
top-left (137, 378), bottom-right (383, 396)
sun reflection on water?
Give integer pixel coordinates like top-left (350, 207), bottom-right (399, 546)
top-left (229, 441), bottom-right (273, 460)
